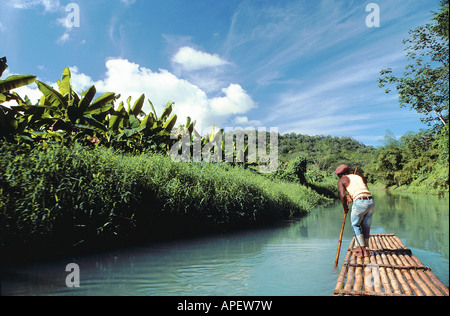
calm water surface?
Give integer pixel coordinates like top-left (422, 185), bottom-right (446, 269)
top-left (1, 191), bottom-right (448, 296)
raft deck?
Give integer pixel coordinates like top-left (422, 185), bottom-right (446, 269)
top-left (334, 234), bottom-right (449, 296)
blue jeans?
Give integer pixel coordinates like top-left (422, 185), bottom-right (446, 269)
top-left (351, 199), bottom-right (375, 247)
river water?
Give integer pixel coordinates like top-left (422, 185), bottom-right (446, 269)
top-left (1, 191), bottom-right (448, 296)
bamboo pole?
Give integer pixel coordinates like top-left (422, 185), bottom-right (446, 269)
top-left (424, 270), bottom-right (450, 296)
top-left (385, 235), bottom-right (398, 249)
top-left (334, 239), bottom-right (355, 294)
top-left (396, 252), bottom-right (436, 296)
top-left (368, 237), bottom-right (383, 293)
top-left (374, 251), bottom-right (395, 294)
top-left (401, 252), bottom-right (444, 296)
top-left (369, 256), bottom-right (382, 293)
top-left (391, 252), bottom-right (423, 296)
top-left (410, 254), bottom-right (449, 296)
top-left (344, 249), bottom-right (356, 293)
top-left (364, 256), bottom-right (373, 293)
top-left (334, 212), bottom-right (347, 268)
top-left (374, 235), bottom-right (383, 252)
top-left (382, 251), bottom-right (412, 295)
top-left (354, 256), bottom-right (363, 291)
top-left (334, 289), bottom-right (406, 297)
top-left (415, 269), bottom-right (440, 296)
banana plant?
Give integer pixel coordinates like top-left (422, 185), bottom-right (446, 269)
top-left (1, 66), bottom-right (191, 154)
top-left (0, 74), bottom-right (36, 103)
top-left (0, 71), bottom-right (37, 141)
top-left (23, 68), bottom-right (120, 143)
top-left (109, 96), bottom-right (179, 152)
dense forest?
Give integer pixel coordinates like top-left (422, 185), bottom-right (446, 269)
top-left (276, 127), bottom-right (448, 196)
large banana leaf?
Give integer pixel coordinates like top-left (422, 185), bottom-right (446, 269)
top-left (36, 80), bottom-right (67, 109)
top-left (85, 92), bottom-right (117, 115)
top-left (82, 115), bottom-right (108, 131)
top-left (89, 92), bottom-right (117, 109)
top-left (57, 68), bottom-right (72, 97)
top-left (162, 114), bottom-right (177, 132)
top-left (128, 114), bottom-right (140, 129)
top-left (131, 94), bottom-right (145, 117)
top-left (140, 113), bottom-right (155, 128)
top-left (108, 101), bottom-right (125, 130)
top-left (160, 101), bottom-right (173, 121)
top-left (0, 75), bottom-right (36, 93)
top-left (148, 99), bottom-right (158, 119)
top-left (78, 85), bottom-right (97, 114)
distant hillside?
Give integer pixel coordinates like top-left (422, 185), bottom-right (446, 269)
top-left (279, 133), bottom-right (375, 174)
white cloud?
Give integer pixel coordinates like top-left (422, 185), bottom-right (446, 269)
top-left (210, 84), bottom-right (256, 116)
top-left (9, 0), bottom-right (61, 12)
top-left (232, 116), bottom-right (262, 128)
top-left (93, 59), bottom-right (255, 132)
top-left (3, 58), bottom-right (257, 133)
top-left (173, 47), bottom-right (230, 71)
top-left (56, 32), bottom-right (70, 45)
top-left (0, 22), bottom-right (6, 32)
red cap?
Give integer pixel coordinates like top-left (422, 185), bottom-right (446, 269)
top-left (335, 165), bottom-right (350, 175)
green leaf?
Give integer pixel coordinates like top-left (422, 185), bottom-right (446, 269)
top-left (90, 92), bottom-right (117, 109)
top-left (124, 125), bottom-right (146, 137)
top-left (78, 85), bottom-right (97, 113)
top-left (162, 114), bottom-right (177, 132)
top-left (0, 75), bottom-right (36, 93)
top-left (83, 115), bottom-right (107, 131)
top-left (109, 101), bottom-right (125, 130)
top-left (140, 114), bottom-right (155, 128)
top-left (129, 114), bottom-right (140, 129)
top-left (131, 94), bottom-right (145, 117)
top-left (57, 68), bottom-right (72, 97)
top-left (148, 99), bottom-right (158, 118)
top-left (160, 101), bottom-right (173, 121)
top-left (36, 80), bottom-right (67, 109)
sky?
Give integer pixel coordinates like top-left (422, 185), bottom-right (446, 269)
top-left (0, 0), bottom-right (443, 146)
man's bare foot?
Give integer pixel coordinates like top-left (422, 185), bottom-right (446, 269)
top-left (351, 246), bottom-right (370, 258)
top-left (351, 247), bottom-right (363, 257)
top-left (362, 247), bottom-right (370, 258)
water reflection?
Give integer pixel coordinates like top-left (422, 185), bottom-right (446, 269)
top-left (1, 191), bottom-right (448, 296)
top-left (371, 191), bottom-right (449, 257)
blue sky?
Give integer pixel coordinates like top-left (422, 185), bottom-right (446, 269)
top-left (0, 0), bottom-right (442, 146)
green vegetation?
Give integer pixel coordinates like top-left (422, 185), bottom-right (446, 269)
top-left (0, 142), bottom-right (330, 261)
top-left (276, 127), bottom-right (448, 196)
top-left (0, 2), bottom-right (447, 262)
top-left (375, 0), bottom-right (448, 195)
top-left (0, 64), bottom-right (331, 262)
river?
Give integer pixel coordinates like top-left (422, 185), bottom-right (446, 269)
top-left (1, 191), bottom-right (448, 296)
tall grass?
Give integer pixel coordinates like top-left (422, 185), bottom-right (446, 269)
top-left (0, 142), bottom-right (331, 261)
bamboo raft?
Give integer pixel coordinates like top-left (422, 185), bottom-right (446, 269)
top-left (334, 234), bottom-right (449, 296)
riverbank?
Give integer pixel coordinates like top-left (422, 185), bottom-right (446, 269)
top-left (0, 142), bottom-right (332, 264)
top-left (366, 181), bottom-right (449, 198)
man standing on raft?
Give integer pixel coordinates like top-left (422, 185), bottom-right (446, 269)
top-left (336, 165), bottom-right (375, 258)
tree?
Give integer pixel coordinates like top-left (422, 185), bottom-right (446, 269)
top-left (378, 1), bottom-right (449, 130)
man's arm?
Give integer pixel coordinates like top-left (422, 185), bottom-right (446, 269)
top-left (338, 176), bottom-right (350, 214)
